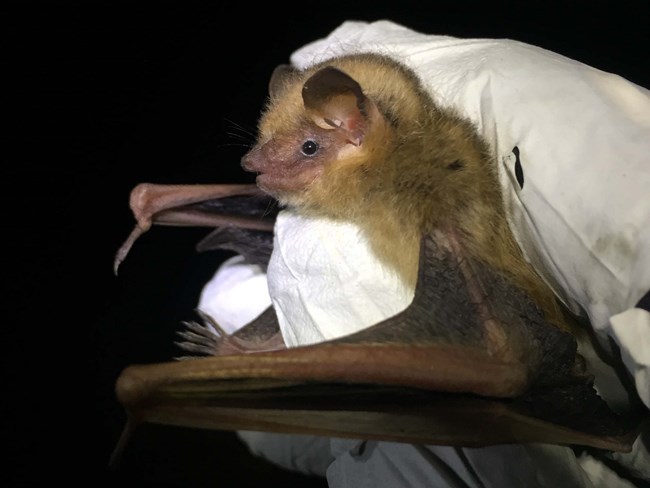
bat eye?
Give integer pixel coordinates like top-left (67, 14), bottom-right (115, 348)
top-left (301, 140), bottom-right (320, 156)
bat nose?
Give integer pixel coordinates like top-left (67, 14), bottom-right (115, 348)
top-left (241, 151), bottom-right (258, 173)
top-left (241, 147), bottom-right (269, 174)
top-left (241, 155), bottom-right (253, 172)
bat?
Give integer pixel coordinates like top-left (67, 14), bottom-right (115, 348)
top-left (110, 53), bottom-right (646, 465)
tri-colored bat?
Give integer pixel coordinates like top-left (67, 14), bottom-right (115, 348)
top-left (110, 53), bottom-right (645, 464)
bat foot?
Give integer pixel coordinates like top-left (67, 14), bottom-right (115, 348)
top-left (174, 309), bottom-right (265, 358)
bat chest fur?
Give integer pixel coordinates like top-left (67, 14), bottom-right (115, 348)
top-left (358, 216), bottom-right (421, 289)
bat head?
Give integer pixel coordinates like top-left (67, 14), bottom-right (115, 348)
top-left (241, 56), bottom-right (396, 212)
top-left (240, 53), bottom-right (496, 235)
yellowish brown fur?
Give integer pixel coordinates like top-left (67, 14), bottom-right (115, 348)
top-left (257, 53), bottom-right (567, 330)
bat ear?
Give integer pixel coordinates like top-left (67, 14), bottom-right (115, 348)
top-left (268, 64), bottom-right (297, 100)
top-left (301, 66), bottom-right (374, 146)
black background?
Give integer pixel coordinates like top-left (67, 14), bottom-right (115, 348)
top-left (3, 4), bottom-right (648, 487)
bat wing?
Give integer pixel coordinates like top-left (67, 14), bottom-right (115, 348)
top-left (113, 182), bottom-right (278, 274)
top-left (112, 183), bottom-right (646, 465)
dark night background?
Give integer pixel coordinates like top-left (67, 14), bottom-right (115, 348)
top-left (3, 4), bottom-right (648, 487)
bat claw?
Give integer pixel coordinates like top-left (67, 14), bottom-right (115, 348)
top-left (194, 308), bottom-right (229, 336)
top-left (176, 328), bottom-right (216, 346)
top-left (175, 312), bottom-right (252, 358)
top-left (113, 224), bottom-right (149, 275)
top-left (175, 319), bottom-right (224, 358)
top-left (180, 320), bottom-right (222, 339)
top-left (173, 355), bottom-right (197, 361)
